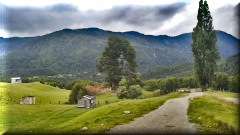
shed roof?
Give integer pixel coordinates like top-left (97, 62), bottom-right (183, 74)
top-left (19, 95), bottom-right (36, 98)
top-left (83, 95), bottom-right (95, 100)
top-left (11, 77), bottom-right (21, 79)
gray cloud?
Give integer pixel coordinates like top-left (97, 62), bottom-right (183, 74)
top-left (1, 2), bottom-right (239, 39)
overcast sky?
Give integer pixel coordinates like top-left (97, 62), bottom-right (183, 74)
top-left (0, 0), bottom-right (239, 39)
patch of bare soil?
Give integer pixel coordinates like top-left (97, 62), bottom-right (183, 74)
top-left (106, 92), bottom-right (204, 134)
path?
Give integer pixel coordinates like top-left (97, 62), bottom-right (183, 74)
top-left (106, 92), bottom-right (204, 134)
top-left (223, 97), bottom-right (239, 104)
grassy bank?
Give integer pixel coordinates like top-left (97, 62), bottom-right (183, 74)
top-left (3, 92), bottom-right (188, 134)
top-left (188, 93), bottom-right (239, 134)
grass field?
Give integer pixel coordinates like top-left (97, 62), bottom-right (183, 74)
top-left (0, 82), bottom-right (71, 105)
top-left (0, 82), bottom-right (189, 134)
top-left (188, 91), bottom-right (239, 134)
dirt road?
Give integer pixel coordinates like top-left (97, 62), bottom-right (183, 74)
top-left (106, 92), bottom-right (204, 134)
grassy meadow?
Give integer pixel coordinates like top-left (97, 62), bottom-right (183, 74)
top-left (188, 91), bottom-right (239, 134)
top-left (0, 82), bottom-right (189, 134)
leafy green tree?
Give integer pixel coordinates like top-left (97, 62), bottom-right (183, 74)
top-left (117, 86), bottom-right (128, 99)
top-left (191, 0), bottom-right (221, 92)
top-left (127, 85), bottom-right (142, 99)
top-left (211, 81), bottom-right (217, 90)
top-left (214, 72), bottom-right (229, 90)
top-left (77, 89), bottom-right (87, 100)
top-left (65, 81), bottom-right (72, 90)
top-left (94, 34), bottom-right (138, 90)
top-left (69, 83), bottom-right (86, 104)
top-left (235, 74), bottom-right (239, 93)
top-left (57, 82), bottom-right (63, 89)
top-left (228, 76), bottom-right (235, 92)
top-left (0, 76), bottom-right (6, 82)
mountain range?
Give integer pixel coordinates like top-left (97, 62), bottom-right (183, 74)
top-left (0, 28), bottom-right (239, 80)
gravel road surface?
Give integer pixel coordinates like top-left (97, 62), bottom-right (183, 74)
top-left (106, 92), bottom-right (204, 134)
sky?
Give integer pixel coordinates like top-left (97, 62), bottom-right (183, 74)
top-left (0, 0), bottom-right (239, 39)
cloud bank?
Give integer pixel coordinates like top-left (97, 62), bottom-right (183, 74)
top-left (1, 1), bottom-right (239, 39)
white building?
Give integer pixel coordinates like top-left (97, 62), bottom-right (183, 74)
top-left (11, 77), bottom-right (21, 83)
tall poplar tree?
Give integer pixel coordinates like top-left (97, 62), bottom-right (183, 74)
top-left (191, 0), bottom-right (221, 92)
top-left (94, 34), bottom-right (138, 90)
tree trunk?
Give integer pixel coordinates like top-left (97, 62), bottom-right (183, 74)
top-left (111, 81), bottom-right (116, 90)
top-left (202, 85), bottom-right (207, 92)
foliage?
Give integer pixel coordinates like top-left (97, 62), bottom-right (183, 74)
top-left (77, 89), bottom-right (87, 100)
top-left (119, 77), bottom-right (144, 89)
top-left (211, 81), bottom-right (217, 90)
top-left (127, 85), bottom-right (142, 99)
top-left (85, 85), bottom-right (100, 95)
top-left (0, 76), bottom-right (6, 82)
top-left (94, 34), bottom-right (138, 90)
top-left (0, 28), bottom-right (238, 80)
top-left (69, 83), bottom-right (87, 104)
top-left (191, 0), bottom-right (221, 91)
top-left (213, 72), bottom-right (229, 90)
top-left (101, 81), bottom-right (106, 88)
top-left (140, 62), bottom-right (194, 80)
top-left (117, 86), bottom-right (128, 99)
top-left (21, 78), bottom-right (30, 83)
top-left (218, 53), bottom-right (239, 76)
top-left (143, 79), bottom-right (159, 91)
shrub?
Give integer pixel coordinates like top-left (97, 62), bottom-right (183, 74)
top-left (117, 86), bottom-right (128, 99)
top-left (127, 85), bottom-right (142, 99)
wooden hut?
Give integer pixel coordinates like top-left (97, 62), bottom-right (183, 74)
top-left (19, 95), bottom-right (35, 104)
top-left (77, 95), bottom-right (96, 108)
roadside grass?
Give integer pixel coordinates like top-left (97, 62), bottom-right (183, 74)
top-left (205, 90), bottom-right (239, 98)
top-left (188, 94), bottom-right (239, 134)
top-left (3, 92), bottom-right (189, 134)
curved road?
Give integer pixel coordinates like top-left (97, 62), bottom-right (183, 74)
top-left (106, 92), bottom-right (204, 134)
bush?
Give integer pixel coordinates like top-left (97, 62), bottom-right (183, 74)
top-left (127, 85), bottom-right (142, 99)
top-left (117, 86), bottom-right (128, 99)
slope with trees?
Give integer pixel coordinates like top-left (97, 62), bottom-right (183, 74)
top-left (0, 28), bottom-right (239, 79)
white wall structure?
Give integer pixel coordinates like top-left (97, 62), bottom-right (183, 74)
top-left (11, 77), bottom-right (22, 83)
top-left (19, 96), bottom-right (35, 104)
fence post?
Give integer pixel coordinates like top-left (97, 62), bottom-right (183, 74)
top-left (40, 100), bottom-right (41, 104)
top-left (59, 101), bottom-right (60, 104)
top-left (50, 100), bottom-right (51, 104)
top-left (98, 100), bottom-right (99, 104)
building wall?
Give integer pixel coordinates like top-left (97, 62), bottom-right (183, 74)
top-left (11, 79), bottom-right (21, 83)
top-left (20, 97), bottom-right (35, 104)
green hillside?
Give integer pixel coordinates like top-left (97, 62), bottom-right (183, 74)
top-left (0, 28), bottom-right (239, 80)
top-left (139, 53), bottom-right (239, 80)
top-left (0, 82), bottom-right (188, 134)
top-left (139, 62), bottom-right (194, 80)
top-left (218, 53), bottom-right (239, 76)
top-left (0, 82), bottom-right (70, 104)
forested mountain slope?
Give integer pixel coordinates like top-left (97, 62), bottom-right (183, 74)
top-left (0, 28), bottom-right (239, 79)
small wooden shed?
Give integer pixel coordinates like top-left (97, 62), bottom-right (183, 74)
top-left (11, 77), bottom-right (22, 83)
top-left (19, 95), bottom-right (36, 104)
top-left (77, 95), bottom-right (96, 108)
